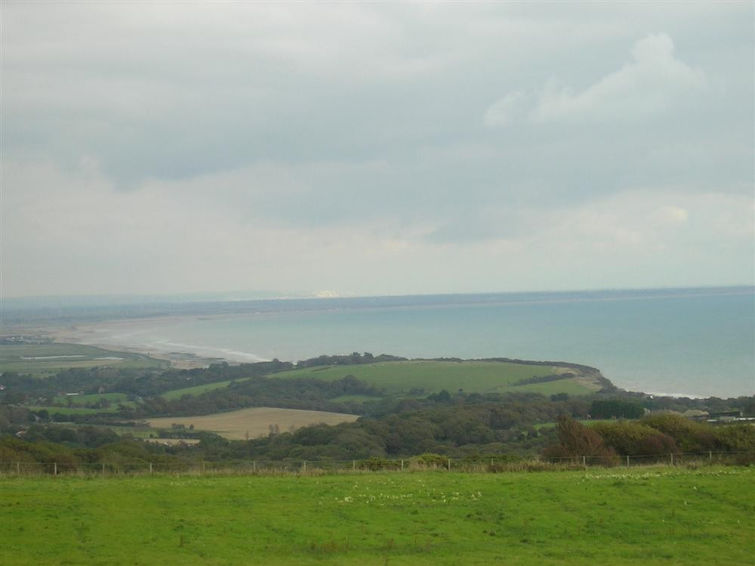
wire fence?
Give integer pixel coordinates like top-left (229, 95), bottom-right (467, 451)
top-left (0, 451), bottom-right (751, 477)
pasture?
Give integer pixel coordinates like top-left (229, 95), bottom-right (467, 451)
top-left (0, 467), bottom-right (752, 565)
top-left (160, 379), bottom-right (245, 400)
top-left (272, 360), bottom-right (602, 396)
top-left (146, 406), bottom-right (359, 439)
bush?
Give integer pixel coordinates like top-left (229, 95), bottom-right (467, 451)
top-left (410, 453), bottom-right (450, 469)
top-left (591, 421), bottom-right (678, 457)
top-left (641, 413), bottom-right (717, 452)
top-left (542, 416), bottom-right (617, 466)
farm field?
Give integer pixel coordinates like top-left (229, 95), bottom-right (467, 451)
top-left (0, 343), bottom-right (166, 377)
top-left (0, 467), bottom-right (752, 565)
top-left (146, 406), bottom-right (359, 439)
top-left (160, 378), bottom-right (248, 400)
top-left (52, 392), bottom-right (131, 405)
top-left (272, 360), bottom-right (603, 396)
top-left (26, 405), bottom-right (120, 416)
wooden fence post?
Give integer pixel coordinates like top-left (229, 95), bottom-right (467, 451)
top-left (53, 462), bottom-right (57, 476)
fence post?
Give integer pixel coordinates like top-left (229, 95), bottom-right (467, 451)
top-left (53, 462), bottom-right (57, 476)
top-left (626, 455), bottom-right (630, 467)
top-left (149, 462), bottom-right (153, 474)
top-left (253, 460), bottom-right (256, 473)
top-left (401, 459), bottom-right (404, 471)
top-left (582, 455), bottom-right (586, 469)
top-left (303, 460), bottom-right (307, 473)
top-left (709, 451), bottom-right (712, 463)
top-left (670, 453), bottom-right (674, 466)
top-left (16, 461), bottom-right (20, 475)
top-left (447, 458), bottom-right (451, 471)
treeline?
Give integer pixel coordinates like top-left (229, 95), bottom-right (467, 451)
top-left (187, 392), bottom-right (597, 461)
top-left (0, 359), bottom-right (295, 403)
top-left (0, 352), bottom-right (400, 406)
top-left (1, 393), bottom-right (585, 465)
top-left (294, 352), bottom-right (406, 368)
top-left (235, 395), bottom-right (588, 460)
top-left (0, 428), bottom-right (196, 471)
top-left (126, 374), bottom-right (383, 418)
top-left (544, 414), bottom-right (755, 465)
top-left (4, 405), bottom-right (754, 471)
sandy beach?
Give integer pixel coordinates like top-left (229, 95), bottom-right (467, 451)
top-left (39, 316), bottom-right (234, 369)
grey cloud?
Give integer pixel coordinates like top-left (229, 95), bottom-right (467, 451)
top-left (3, 3), bottom-right (752, 297)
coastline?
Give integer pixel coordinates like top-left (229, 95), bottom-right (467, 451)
top-left (6, 327), bottom-right (734, 399)
top-left (45, 316), bottom-right (244, 369)
top-left (4, 287), bottom-right (752, 398)
top-left (19, 317), bottom-right (614, 393)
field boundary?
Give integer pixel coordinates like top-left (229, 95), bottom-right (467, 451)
top-left (1, 451), bottom-right (750, 477)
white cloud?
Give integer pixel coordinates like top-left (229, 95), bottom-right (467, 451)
top-left (484, 90), bottom-right (526, 127)
top-left (651, 206), bottom-right (689, 226)
top-left (486, 33), bottom-right (708, 127)
top-left (533, 33), bottom-right (707, 122)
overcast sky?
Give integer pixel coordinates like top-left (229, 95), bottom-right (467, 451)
top-left (2, 2), bottom-right (753, 299)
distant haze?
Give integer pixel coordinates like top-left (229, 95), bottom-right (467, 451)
top-left (2, 3), bottom-right (753, 299)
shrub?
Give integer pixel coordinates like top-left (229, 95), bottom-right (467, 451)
top-left (542, 416), bottom-right (617, 466)
top-left (641, 413), bottom-right (717, 452)
top-left (591, 421), bottom-right (678, 457)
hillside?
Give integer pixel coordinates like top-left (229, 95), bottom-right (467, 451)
top-left (270, 358), bottom-right (610, 396)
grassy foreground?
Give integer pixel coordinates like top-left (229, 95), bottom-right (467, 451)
top-left (1, 467), bottom-right (753, 565)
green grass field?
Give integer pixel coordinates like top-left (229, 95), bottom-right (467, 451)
top-left (139, 359), bottom-right (603, 402)
top-left (161, 379), bottom-right (249, 400)
top-left (52, 393), bottom-right (132, 405)
top-left (0, 343), bottom-right (166, 377)
top-left (1, 467), bottom-right (752, 565)
top-left (26, 405), bottom-right (121, 416)
top-left (273, 360), bottom-right (600, 396)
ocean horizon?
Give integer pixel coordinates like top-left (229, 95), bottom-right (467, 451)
top-left (16, 286), bottom-right (752, 399)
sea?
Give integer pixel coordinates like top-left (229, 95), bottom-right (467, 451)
top-left (40, 286), bottom-right (754, 399)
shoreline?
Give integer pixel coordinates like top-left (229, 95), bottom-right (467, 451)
top-left (34, 328), bottom-right (656, 398)
top-left (5, 304), bottom-right (750, 399)
top-left (43, 317), bottom-right (244, 369)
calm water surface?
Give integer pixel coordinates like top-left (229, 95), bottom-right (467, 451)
top-left (83, 288), bottom-right (755, 398)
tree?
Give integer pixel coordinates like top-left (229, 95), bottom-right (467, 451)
top-left (542, 416), bottom-right (617, 465)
